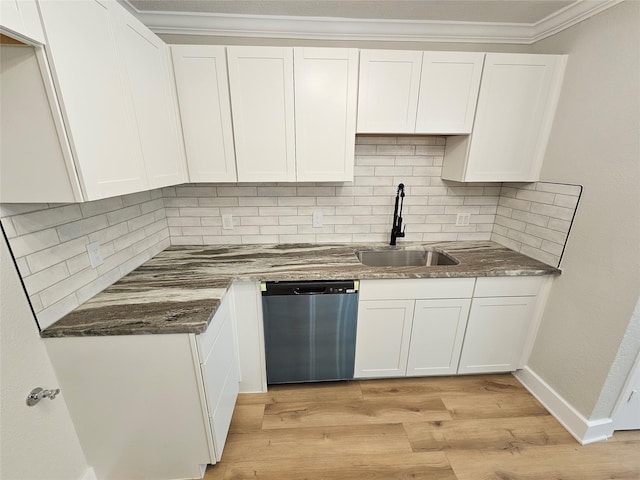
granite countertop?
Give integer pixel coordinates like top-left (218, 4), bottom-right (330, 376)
top-left (41, 241), bottom-right (560, 338)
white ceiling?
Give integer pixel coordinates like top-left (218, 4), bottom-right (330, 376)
top-left (123, 0), bottom-right (623, 44)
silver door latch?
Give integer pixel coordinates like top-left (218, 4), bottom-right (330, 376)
top-left (26, 387), bottom-right (60, 406)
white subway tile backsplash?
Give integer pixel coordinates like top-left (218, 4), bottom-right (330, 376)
top-left (491, 181), bottom-right (580, 267)
top-left (2, 188), bottom-right (170, 329)
top-left (8, 228), bottom-right (60, 258)
top-left (530, 202), bottom-right (575, 221)
top-left (2, 137), bottom-right (581, 331)
top-left (13, 205), bottom-right (82, 235)
top-left (106, 205), bottom-right (142, 225)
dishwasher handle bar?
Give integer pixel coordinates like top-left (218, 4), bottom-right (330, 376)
top-left (261, 280), bottom-right (358, 296)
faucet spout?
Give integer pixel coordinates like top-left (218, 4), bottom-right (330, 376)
top-left (390, 183), bottom-right (406, 246)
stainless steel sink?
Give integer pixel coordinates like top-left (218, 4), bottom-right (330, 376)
top-left (355, 248), bottom-right (459, 268)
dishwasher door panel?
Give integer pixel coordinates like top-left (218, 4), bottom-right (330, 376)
top-left (262, 293), bottom-right (358, 384)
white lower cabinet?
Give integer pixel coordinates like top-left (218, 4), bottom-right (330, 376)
top-left (457, 296), bottom-right (536, 374)
top-left (354, 299), bottom-right (415, 378)
top-left (457, 276), bottom-right (543, 374)
top-left (44, 290), bottom-right (240, 479)
top-left (407, 299), bottom-right (472, 376)
top-left (354, 276), bottom-right (547, 379)
top-left (197, 288), bottom-right (240, 462)
top-left (354, 278), bottom-right (475, 378)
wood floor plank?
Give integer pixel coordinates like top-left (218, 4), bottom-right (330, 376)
top-left (267, 380), bottom-right (364, 403)
top-left (229, 404), bottom-right (265, 433)
top-left (221, 452), bottom-right (456, 480)
top-left (192, 376), bottom-right (640, 480)
top-left (202, 464), bottom-right (226, 480)
top-left (262, 397), bottom-right (451, 430)
top-left (404, 415), bottom-right (575, 452)
top-left (235, 392), bottom-right (273, 405)
top-left (446, 441), bottom-right (640, 480)
top-left (441, 392), bottom-right (548, 419)
top-left (359, 374), bottom-right (523, 400)
top-left (221, 423), bottom-right (413, 463)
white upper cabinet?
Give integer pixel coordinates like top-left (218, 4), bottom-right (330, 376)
top-left (442, 53), bottom-right (567, 182)
top-left (171, 45), bottom-right (237, 182)
top-left (357, 49), bottom-right (422, 133)
top-left (415, 52), bottom-right (484, 134)
top-left (0, 0), bottom-right (45, 44)
top-left (115, 10), bottom-right (186, 189)
top-left (227, 46), bottom-right (296, 182)
top-left (1, 45), bottom-right (82, 203)
top-left (357, 50), bottom-right (483, 134)
top-left (294, 47), bottom-right (358, 182)
top-left (38, 0), bottom-right (148, 200)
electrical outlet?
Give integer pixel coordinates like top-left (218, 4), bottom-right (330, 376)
top-left (312, 211), bottom-right (323, 228)
top-left (222, 214), bottom-right (233, 230)
top-left (86, 242), bottom-right (104, 268)
top-left (456, 213), bottom-right (471, 226)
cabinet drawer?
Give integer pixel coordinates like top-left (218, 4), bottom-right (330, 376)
top-left (197, 290), bottom-right (233, 363)
top-left (474, 276), bottom-right (543, 298)
top-left (359, 278), bottom-right (475, 301)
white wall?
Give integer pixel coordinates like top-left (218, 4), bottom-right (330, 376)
top-left (527, 0), bottom-right (640, 420)
top-left (0, 231), bottom-right (90, 479)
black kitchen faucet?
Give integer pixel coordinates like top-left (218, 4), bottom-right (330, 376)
top-left (390, 183), bottom-right (406, 246)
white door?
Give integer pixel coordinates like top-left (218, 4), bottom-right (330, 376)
top-left (354, 300), bottom-right (415, 378)
top-left (464, 53), bottom-right (565, 181)
top-left (0, 233), bottom-right (88, 479)
top-left (407, 299), bottom-right (471, 376)
top-left (116, 9), bottom-right (186, 188)
top-left (415, 52), bottom-right (484, 134)
top-left (38, 0), bottom-right (148, 200)
top-left (613, 352), bottom-right (640, 431)
top-left (227, 46), bottom-right (296, 182)
top-left (458, 296), bottom-right (536, 374)
top-left (171, 45), bottom-right (237, 182)
top-left (294, 47), bottom-right (358, 182)
top-left (357, 49), bottom-right (423, 133)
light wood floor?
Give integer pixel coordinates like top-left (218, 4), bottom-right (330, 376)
top-left (202, 374), bottom-right (640, 479)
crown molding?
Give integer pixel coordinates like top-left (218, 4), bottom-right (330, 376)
top-left (120, 0), bottom-right (621, 45)
top-left (531, 0), bottom-right (624, 43)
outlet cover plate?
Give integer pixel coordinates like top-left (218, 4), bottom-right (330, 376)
top-left (86, 242), bottom-right (104, 268)
top-left (222, 214), bottom-right (233, 230)
top-left (312, 211), bottom-right (323, 228)
top-left (456, 213), bottom-right (471, 226)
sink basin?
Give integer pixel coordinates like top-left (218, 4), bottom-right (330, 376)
top-left (355, 248), bottom-right (459, 268)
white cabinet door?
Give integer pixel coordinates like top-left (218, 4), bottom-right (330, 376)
top-left (407, 299), bottom-right (471, 376)
top-left (415, 52), bottom-right (484, 134)
top-left (357, 49), bottom-right (422, 133)
top-left (227, 46), bottom-right (296, 182)
top-left (197, 289), bottom-right (240, 463)
top-left (354, 300), bottom-right (414, 378)
top-left (199, 304), bottom-right (239, 462)
top-left (1, 45), bottom-right (82, 203)
top-left (457, 296), bottom-right (537, 374)
top-left (116, 10), bottom-right (186, 189)
top-left (442, 53), bottom-right (566, 182)
top-left (44, 334), bottom-right (211, 480)
top-left (38, 0), bottom-right (148, 200)
top-left (171, 45), bottom-right (237, 182)
top-left (294, 47), bottom-right (358, 182)
top-left (0, 0), bottom-right (45, 44)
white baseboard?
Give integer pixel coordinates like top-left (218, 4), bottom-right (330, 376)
top-left (81, 467), bottom-right (97, 480)
top-left (514, 366), bottom-right (614, 445)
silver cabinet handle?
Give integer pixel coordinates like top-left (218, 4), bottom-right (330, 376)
top-left (26, 387), bottom-right (60, 406)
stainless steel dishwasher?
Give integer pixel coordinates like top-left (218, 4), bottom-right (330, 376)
top-left (261, 280), bottom-right (358, 384)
